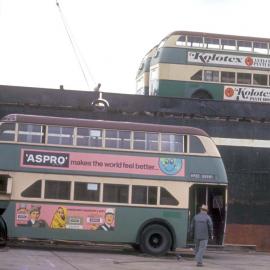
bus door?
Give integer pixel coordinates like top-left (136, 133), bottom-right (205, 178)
top-left (188, 184), bottom-right (226, 245)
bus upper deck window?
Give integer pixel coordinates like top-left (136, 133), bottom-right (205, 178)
top-left (238, 40), bottom-right (252, 52)
top-left (0, 123), bottom-right (15, 141)
top-left (189, 136), bottom-right (206, 154)
top-left (48, 126), bottom-right (74, 145)
top-left (119, 131), bottom-right (131, 149)
top-left (146, 132), bottom-right (158, 151)
top-left (105, 130), bottom-right (131, 149)
top-left (134, 132), bottom-right (146, 150)
top-left (187, 36), bottom-right (204, 48)
top-left (77, 128), bottom-right (102, 147)
top-left (18, 124), bottom-right (44, 143)
top-left (133, 132), bottom-right (158, 151)
top-left (176, 35), bottom-right (186, 46)
top-left (205, 37), bottom-right (220, 49)
top-left (161, 134), bottom-right (184, 153)
top-left (253, 42), bottom-right (268, 54)
top-left (221, 39), bottom-right (236, 50)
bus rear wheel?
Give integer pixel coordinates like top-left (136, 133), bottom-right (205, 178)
top-left (140, 224), bottom-right (172, 256)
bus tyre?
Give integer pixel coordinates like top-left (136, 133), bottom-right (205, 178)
top-left (140, 224), bottom-right (172, 256)
top-left (0, 216), bottom-right (7, 247)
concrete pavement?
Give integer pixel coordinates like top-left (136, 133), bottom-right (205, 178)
top-left (0, 244), bottom-right (270, 270)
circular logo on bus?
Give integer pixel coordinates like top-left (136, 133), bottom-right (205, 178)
top-left (245, 56), bottom-right (253, 66)
top-left (159, 158), bottom-right (182, 175)
top-left (224, 87), bottom-right (234, 97)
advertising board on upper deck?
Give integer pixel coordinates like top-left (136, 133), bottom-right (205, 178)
top-left (188, 51), bottom-right (270, 69)
top-left (20, 149), bottom-right (186, 178)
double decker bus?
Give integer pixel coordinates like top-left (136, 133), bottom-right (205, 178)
top-left (0, 114), bottom-right (227, 255)
top-left (136, 31), bottom-right (270, 103)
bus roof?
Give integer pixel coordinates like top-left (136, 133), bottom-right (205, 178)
top-left (167, 30), bottom-right (270, 43)
top-left (1, 114), bottom-right (209, 137)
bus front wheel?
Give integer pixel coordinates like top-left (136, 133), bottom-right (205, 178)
top-left (140, 224), bottom-right (172, 256)
top-left (0, 216), bottom-right (7, 246)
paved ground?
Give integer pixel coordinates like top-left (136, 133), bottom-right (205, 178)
top-left (0, 244), bottom-right (269, 270)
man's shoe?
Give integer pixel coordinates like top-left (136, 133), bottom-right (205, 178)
top-left (197, 262), bottom-right (203, 267)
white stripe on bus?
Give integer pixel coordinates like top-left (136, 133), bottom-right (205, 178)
top-left (212, 137), bottom-right (270, 148)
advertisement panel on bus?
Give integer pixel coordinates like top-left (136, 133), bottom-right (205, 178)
top-left (20, 149), bottom-right (186, 177)
top-left (224, 86), bottom-right (270, 103)
top-left (188, 51), bottom-right (270, 69)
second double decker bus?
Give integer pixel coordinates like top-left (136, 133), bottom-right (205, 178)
top-left (0, 114), bottom-right (227, 254)
top-left (136, 30), bottom-right (270, 103)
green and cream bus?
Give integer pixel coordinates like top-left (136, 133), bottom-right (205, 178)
top-left (136, 31), bottom-right (270, 103)
top-left (0, 114), bottom-right (227, 254)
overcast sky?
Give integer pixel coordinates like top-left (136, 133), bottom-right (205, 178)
top-left (0, 0), bottom-right (270, 94)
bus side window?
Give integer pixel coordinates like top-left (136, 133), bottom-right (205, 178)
top-left (77, 128), bottom-right (103, 147)
top-left (0, 175), bottom-right (12, 194)
top-left (160, 187), bottom-right (178, 206)
top-left (74, 182), bottom-right (100, 202)
top-left (238, 40), bottom-right (252, 52)
top-left (253, 41), bottom-right (268, 54)
top-left (205, 37), bottom-right (220, 49)
top-left (146, 132), bottom-right (158, 151)
top-left (47, 126), bottom-right (74, 145)
top-left (133, 131), bottom-right (146, 150)
top-left (204, 70), bottom-right (219, 82)
top-left (105, 129), bottom-right (131, 149)
top-left (253, 74), bottom-right (267, 86)
top-left (221, 39), bottom-right (236, 50)
top-left (191, 70), bottom-right (202, 81)
top-left (189, 136), bottom-right (206, 153)
top-left (0, 123), bottom-right (15, 141)
top-left (161, 134), bottom-right (184, 153)
top-left (237, 73), bottom-right (251, 85)
top-left (187, 36), bottom-right (203, 48)
top-left (21, 180), bottom-right (41, 198)
top-left (103, 184), bottom-right (128, 203)
top-left (132, 186), bottom-right (157, 205)
top-left (221, 71), bottom-right (235, 83)
top-left (45, 180), bottom-right (71, 200)
top-left (176, 35), bottom-right (186, 46)
top-left (18, 124), bottom-right (44, 143)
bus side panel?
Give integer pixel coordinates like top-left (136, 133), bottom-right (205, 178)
top-left (3, 201), bottom-right (188, 248)
top-left (157, 80), bottom-right (223, 100)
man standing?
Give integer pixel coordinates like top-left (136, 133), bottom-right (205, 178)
top-left (190, 204), bottom-right (213, 267)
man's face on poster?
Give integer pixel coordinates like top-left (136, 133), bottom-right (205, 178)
top-left (30, 210), bottom-right (40, 221)
top-left (105, 213), bottom-right (114, 225)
